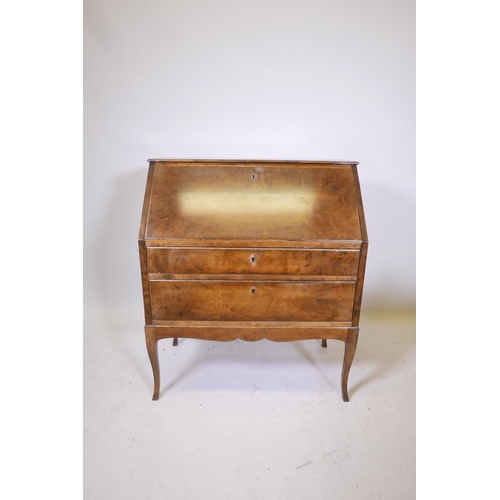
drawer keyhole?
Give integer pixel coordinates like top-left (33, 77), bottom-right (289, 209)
top-left (251, 173), bottom-right (257, 180)
top-left (251, 288), bottom-right (256, 295)
top-left (250, 255), bottom-right (256, 263)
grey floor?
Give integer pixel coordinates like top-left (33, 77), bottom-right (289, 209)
top-left (84, 310), bottom-right (415, 499)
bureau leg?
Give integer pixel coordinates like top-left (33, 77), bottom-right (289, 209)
top-left (172, 338), bottom-right (178, 346)
top-left (341, 329), bottom-right (359, 402)
top-left (145, 327), bottom-right (160, 401)
top-left (321, 339), bottom-right (328, 348)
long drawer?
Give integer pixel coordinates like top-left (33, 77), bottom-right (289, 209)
top-left (147, 248), bottom-right (359, 278)
top-left (149, 280), bottom-right (356, 322)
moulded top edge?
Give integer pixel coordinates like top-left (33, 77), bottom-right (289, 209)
top-left (147, 158), bottom-right (360, 165)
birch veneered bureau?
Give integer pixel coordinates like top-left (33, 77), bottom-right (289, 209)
top-left (138, 159), bottom-right (368, 401)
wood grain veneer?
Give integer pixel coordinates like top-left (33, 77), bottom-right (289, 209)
top-left (139, 159), bottom-right (368, 401)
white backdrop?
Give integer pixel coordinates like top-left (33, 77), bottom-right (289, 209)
top-left (84, 0), bottom-right (415, 324)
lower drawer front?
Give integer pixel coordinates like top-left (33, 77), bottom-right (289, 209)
top-left (150, 280), bottom-right (356, 322)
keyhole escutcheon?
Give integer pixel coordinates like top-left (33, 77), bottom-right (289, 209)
top-left (251, 287), bottom-right (256, 295)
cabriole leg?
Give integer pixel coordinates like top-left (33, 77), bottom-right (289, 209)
top-left (341, 329), bottom-right (359, 402)
top-left (145, 327), bottom-right (160, 401)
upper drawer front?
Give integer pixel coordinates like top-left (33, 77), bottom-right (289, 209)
top-left (150, 280), bottom-right (356, 322)
top-left (147, 248), bottom-right (359, 277)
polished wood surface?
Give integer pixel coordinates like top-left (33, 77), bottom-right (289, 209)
top-left (139, 159), bottom-right (368, 401)
top-left (150, 324), bottom-right (354, 343)
top-left (145, 164), bottom-right (362, 246)
top-left (147, 247), bottom-right (359, 277)
top-left (149, 280), bottom-right (356, 322)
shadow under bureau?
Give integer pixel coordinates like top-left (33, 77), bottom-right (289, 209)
top-left (138, 159), bottom-right (368, 401)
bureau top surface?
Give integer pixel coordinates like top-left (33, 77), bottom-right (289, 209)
top-left (140, 160), bottom-right (367, 248)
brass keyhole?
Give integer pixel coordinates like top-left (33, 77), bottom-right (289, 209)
top-left (251, 288), bottom-right (256, 295)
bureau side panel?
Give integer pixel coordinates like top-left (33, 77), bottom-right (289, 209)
top-left (352, 242), bottom-right (368, 326)
top-left (351, 165), bottom-right (368, 244)
top-left (138, 163), bottom-right (155, 240)
top-left (149, 280), bottom-right (356, 322)
top-left (139, 164), bottom-right (156, 324)
top-left (139, 240), bottom-right (153, 324)
top-left (351, 165), bottom-right (368, 326)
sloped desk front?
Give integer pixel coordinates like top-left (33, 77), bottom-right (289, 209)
top-left (138, 159), bottom-right (368, 401)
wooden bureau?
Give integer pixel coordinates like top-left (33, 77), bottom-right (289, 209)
top-left (139, 159), bottom-right (368, 401)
